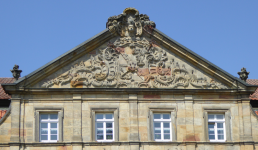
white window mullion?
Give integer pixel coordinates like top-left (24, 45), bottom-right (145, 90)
top-left (47, 115), bottom-right (49, 142)
top-left (96, 113), bottom-right (114, 142)
top-left (170, 122), bottom-right (172, 141)
top-left (224, 122), bottom-right (226, 141)
top-left (153, 113), bottom-right (171, 142)
top-left (215, 123), bottom-right (217, 141)
top-left (104, 122), bottom-right (106, 141)
top-left (40, 113), bottom-right (59, 142)
top-left (161, 122), bottom-right (163, 140)
top-left (161, 114), bottom-right (163, 141)
top-left (113, 121), bottom-right (115, 140)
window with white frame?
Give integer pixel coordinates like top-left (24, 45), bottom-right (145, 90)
top-left (208, 114), bottom-right (226, 142)
top-left (153, 113), bottom-right (172, 141)
top-left (95, 113), bottom-right (114, 142)
top-left (40, 114), bottom-right (58, 142)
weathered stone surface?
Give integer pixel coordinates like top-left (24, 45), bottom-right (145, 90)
top-left (1, 7), bottom-right (258, 150)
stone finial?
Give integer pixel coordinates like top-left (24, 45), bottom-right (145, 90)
top-left (106, 8), bottom-right (156, 37)
top-left (10, 64), bottom-right (22, 81)
top-left (238, 67), bottom-right (249, 82)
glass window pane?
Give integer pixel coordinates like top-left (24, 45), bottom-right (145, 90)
top-left (96, 114), bottom-right (103, 119)
top-left (154, 114), bottom-right (161, 119)
top-left (41, 135), bottom-right (48, 140)
top-left (208, 114), bottom-right (214, 120)
top-left (163, 123), bottom-right (170, 128)
top-left (155, 134), bottom-right (161, 139)
top-left (209, 135), bottom-right (215, 140)
top-left (51, 135), bottom-right (57, 140)
top-left (217, 123), bottom-right (223, 128)
top-left (218, 135), bottom-right (224, 140)
top-left (106, 135), bottom-right (113, 140)
top-left (41, 128), bottom-right (48, 134)
top-left (40, 114), bottom-right (48, 120)
top-left (50, 114), bottom-right (58, 120)
top-left (51, 123), bottom-right (57, 128)
top-left (106, 129), bottom-right (113, 134)
top-left (164, 134), bottom-right (170, 139)
top-left (97, 135), bottom-right (103, 140)
top-left (97, 128), bottom-right (103, 134)
top-left (51, 129), bottom-right (57, 134)
top-left (106, 114), bottom-right (113, 119)
top-left (106, 123), bottom-right (112, 128)
top-left (208, 123), bottom-right (215, 129)
top-left (97, 123), bottom-right (103, 128)
top-left (41, 123), bottom-right (48, 128)
top-left (217, 129), bottom-right (224, 134)
top-left (163, 114), bottom-right (170, 119)
top-left (208, 123), bottom-right (215, 135)
top-left (164, 128), bottom-right (170, 133)
top-left (216, 115), bottom-right (224, 120)
top-left (154, 122), bottom-right (160, 128)
top-left (154, 128), bottom-right (161, 133)
top-left (209, 129), bottom-right (214, 134)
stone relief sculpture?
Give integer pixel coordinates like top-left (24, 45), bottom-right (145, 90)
top-left (41, 8), bottom-right (228, 89)
top-left (41, 35), bottom-right (228, 89)
top-left (107, 8), bottom-right (155, 36)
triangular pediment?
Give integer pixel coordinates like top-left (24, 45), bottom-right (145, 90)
top-left (10, 8), bottom-right (252, 90)
top-left (33, 34), bottom-right (229, 89)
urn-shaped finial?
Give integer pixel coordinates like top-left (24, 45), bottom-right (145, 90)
top-left (238, 67), bottom-right (249, 82)
top-left (10, 64), bottom-right (22, 81)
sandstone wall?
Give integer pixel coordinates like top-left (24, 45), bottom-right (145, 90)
top-left (0, 93), bottom-right (257, 150)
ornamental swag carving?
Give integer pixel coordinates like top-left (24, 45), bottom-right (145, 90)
top-left (41, 8), bottom-right (228, 89)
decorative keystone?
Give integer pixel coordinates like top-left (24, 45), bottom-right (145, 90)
top-left (238, 67), bottom-right (249, 82)
top-left (10, 64), bottom-right (22, 81)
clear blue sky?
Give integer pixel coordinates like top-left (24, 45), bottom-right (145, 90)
top-left (0, 1), bottom-right (257, 79)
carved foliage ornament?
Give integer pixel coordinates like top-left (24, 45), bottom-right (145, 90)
top-left (41, 37), bottom-right (228, 89)
top-left (107, 8), bottom-right (156, 37)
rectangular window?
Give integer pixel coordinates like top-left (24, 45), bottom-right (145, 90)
top-left (208, 114), bottom-right (226, 142)
top-left (153, 113), bottom-right (172, 141)
top-left (95, 113), bottom-right (114, 142)
top-left (40, 114), bottom-right (58, 142)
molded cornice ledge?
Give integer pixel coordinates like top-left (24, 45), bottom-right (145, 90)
top-left (0, 141), bottom-right (257, 146)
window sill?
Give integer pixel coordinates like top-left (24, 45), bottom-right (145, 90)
top-left (96, 140), bottom-right (115, 142)
top-left (209, 140), bottom-right (226, 142)
top-left (154, 140), bottom-right (172, 142)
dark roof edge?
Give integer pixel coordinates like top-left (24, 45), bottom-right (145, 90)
top-left (0, 104), bottom-right (11, 124)
top-left (14, 28), bottom-right (110, 84)
top-left (153, 28), bottom-right (250, 87)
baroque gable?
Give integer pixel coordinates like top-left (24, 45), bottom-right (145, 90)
top-left (33, 8), bottom-right (229, 89)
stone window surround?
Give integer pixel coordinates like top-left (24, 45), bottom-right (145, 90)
top-left (91, 107), bottom-right (119, 142)
top-left (148, 107), bottom-right (177, 142)
top-left (34, 107), bottom-right (64, 142)
top-left (203, 107), bottom-right (231, 142)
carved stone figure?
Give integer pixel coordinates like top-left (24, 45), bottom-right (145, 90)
top-left (41, 36), bottom-right (228, 89)
top-left (106, 8), bottom-right (156, 37)
top-left (40, 8), bottom-right (228, 89)
top-left (238, 67), bottom-right (250, 82)
top-left (10, 64), bottom-right (22, 81)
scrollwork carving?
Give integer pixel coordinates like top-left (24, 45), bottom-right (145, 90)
top-left (41, 36), bottom-right (228, 89)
